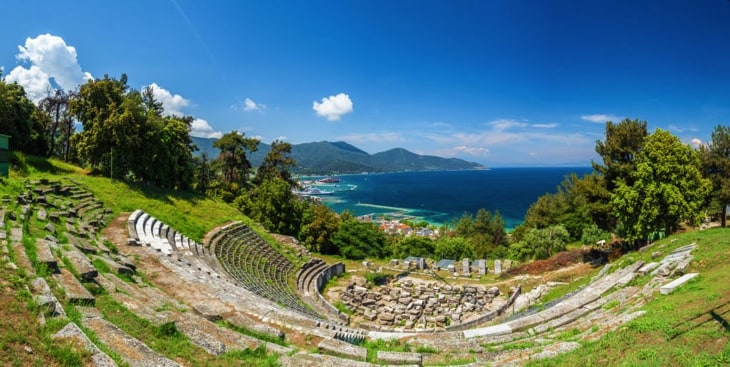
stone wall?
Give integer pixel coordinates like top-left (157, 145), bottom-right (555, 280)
top-left (314, 262), bottom-right (349, 323)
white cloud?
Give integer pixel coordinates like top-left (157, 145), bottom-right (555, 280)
top-left (5, 33), bottom-right (93, 102)
top-left (532, 123), bottom-right (558, 128)
top-left (489, 119), bottom-right (528, 130)
top-left (190, 118), bottom-right (222, 139)
top-left (145, 83), bottom-right (190, 116)
top-left (691, 138), bottom-right (703, 148)
top-left (313, 93), bottom-right (353, 121)
top-left (454, 145), bottom-right (489, 156)
top-left (243, 97), bottom-right (266, 111)
top-left (581, 114), bottom-right (620, 123)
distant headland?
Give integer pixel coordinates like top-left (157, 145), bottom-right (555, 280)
top-left (192, 137), bottom-right (485, 175)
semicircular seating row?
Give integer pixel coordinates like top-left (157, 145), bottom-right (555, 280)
top-left (128, 210), bottom-right (321, 320)
top-left (207, 222), bottom-right (322, 319)
top-left (128, 209), bottom-right (208, 257)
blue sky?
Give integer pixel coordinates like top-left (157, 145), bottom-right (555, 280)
top-left (1, 0), bottom-right (729, 166)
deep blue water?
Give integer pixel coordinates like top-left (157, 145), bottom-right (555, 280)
top-left (311, 167), bottom-right (593, 230)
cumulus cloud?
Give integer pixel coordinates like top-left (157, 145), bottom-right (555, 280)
top-left (691, 138), bottom-right (703, 148)
top-left (581, 114), bottom-right (620, 123)
top-left (243, 97), bottom-right (266, 111)
top-left (145, 83), bottom-right (190, 116)
top-left (454, 145), bottom-right (489, 156)
top-left (5, 33), bottom-right (93, 102)
top-left (313, 93), bottom-right (353, 121)
top-left (190, 118), bottom-right (223, 139)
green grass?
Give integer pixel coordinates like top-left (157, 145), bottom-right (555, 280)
top-left (526, 228), bottom-right (730, 367)
top-left (217, 320), bottom-right (288, 346)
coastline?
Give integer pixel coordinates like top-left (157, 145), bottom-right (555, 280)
top-left (299, 167), bottom-right (593, 231)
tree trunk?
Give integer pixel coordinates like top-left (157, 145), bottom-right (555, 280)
top-left (722, 204), bottom-right (727, 228)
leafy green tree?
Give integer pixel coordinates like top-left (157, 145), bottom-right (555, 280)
top-left (235, 177), bottom-right (304, 236)
top-left (254, 140), bottom-right (296, 187)
top-left (393, 236), bottom-right (435, 259)
top-left (333, 219), bottom-right (389, 260)
top-left (213, 131), bottom-right (259, 189)
top-left (70, 74), bottom-right (137, 176)
top-left (581, 224), bottom-right (609, 246)
top-left (434, 236), bottom-right (474, 260)
top-left (612, 129), bottom-right (712, 245)
top-left (0, 77), bottom-right (46, 154)
top-left (593, 118), bottom-right (648, 191)
top-left (700, 125), bottom-right (730, 227)
top-left (299, 204), bottom-right (341, 254)
top-left (509, 225), bottom-right (570, 261)
top-left (193, 152), bottom-right (213, 192)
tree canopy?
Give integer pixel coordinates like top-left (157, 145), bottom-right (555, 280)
top-left (700, 125), bottom-right (730, 227)
top-left (612, 129), bottom-right (711, 244)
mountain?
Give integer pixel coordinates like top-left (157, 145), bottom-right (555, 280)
top-left (191, 137), bottom-right (485, 174)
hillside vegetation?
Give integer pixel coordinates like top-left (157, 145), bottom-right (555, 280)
top-left (1, 155), bottom-right (728, 366)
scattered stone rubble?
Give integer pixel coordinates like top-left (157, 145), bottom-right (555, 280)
top-left (341, 277), bottom-right (506, 329)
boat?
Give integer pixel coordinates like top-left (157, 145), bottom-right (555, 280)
top-left (317, 176), bottom-right (340, 183)
top-left (294, 186), bottom-right (334, 196)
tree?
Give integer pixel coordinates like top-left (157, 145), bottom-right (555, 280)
top-left (213, 131), bottom-right (259, 189)
top-left (509, 225), bottom-right (570, 261)
top-left (299, 204), bottom-right (341, 254)
top-left (70, 74), bottom-right (134, 175)
top-left (0, 77), bottom-right (46, 155)
top-left (193, 152), bottom-right (213, 192)
top-left (434, 236), bottom-right (474, 260)
top-left (38, 88), bottom-right (73, 158)
top-left (254, 140), bottom-right (296, 187)
top-left (593, 118), bottom-right (648, 191)
top-left (235, 177), bottom-right (305, 236)
top-left (333, 219), bottom-right (389, 260)
top-left (393, 236), bottom-right (435, 259)
top-left (700, 125), bottom-right (730, 227)
top-left (611, 129), bottom-right (712, 245)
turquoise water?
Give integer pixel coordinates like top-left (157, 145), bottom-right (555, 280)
top-left (308, 167), bottom-right (593, 230)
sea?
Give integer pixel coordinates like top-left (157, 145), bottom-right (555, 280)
top-left (306, 167), bottom-right (594, 230)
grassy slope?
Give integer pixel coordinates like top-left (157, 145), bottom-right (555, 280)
top-left (528, 229), bottom-right (730, 367)
top-left (6, 155), bottom-right (730, 366)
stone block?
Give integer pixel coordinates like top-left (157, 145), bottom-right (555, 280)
top-left (53, 322), bottom-right (117, 367)
top-left (318, 339), bottom-right (367, 361)
top-left (660, 273), bottom-right (699, 295)
top-left (35, 238), bottom-right (59, 273)
top-left (377, 351), bottom-right (423, 365)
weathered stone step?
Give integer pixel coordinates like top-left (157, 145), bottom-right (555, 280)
top-left (11, 243), bottom-right (34, 274)
top-left (62, 247), bottom-right (98, 281)
top-left (67, 233), bottom-right (98, 254)
top-left (377, 351), bottom-right (423, 366)
top-left (52, 268), bottom-right (95, 305)
top-left (317, 338), bottom-right (367, 361)
top-left (93, 255), bottom-right (134, 275)
top-left (660, 273), bottom-right (699, 295)
top-left (53, 322), bottom-right (117, 367)
top-left (80, 311), bottom-right (181, 367)
top-left (35, 238), bottom-right (59, 273)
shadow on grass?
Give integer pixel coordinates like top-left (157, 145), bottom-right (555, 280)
top-left (670, 300), bottom-right (730, 339)
top-left (11, 152), bottom-right (79, 176)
